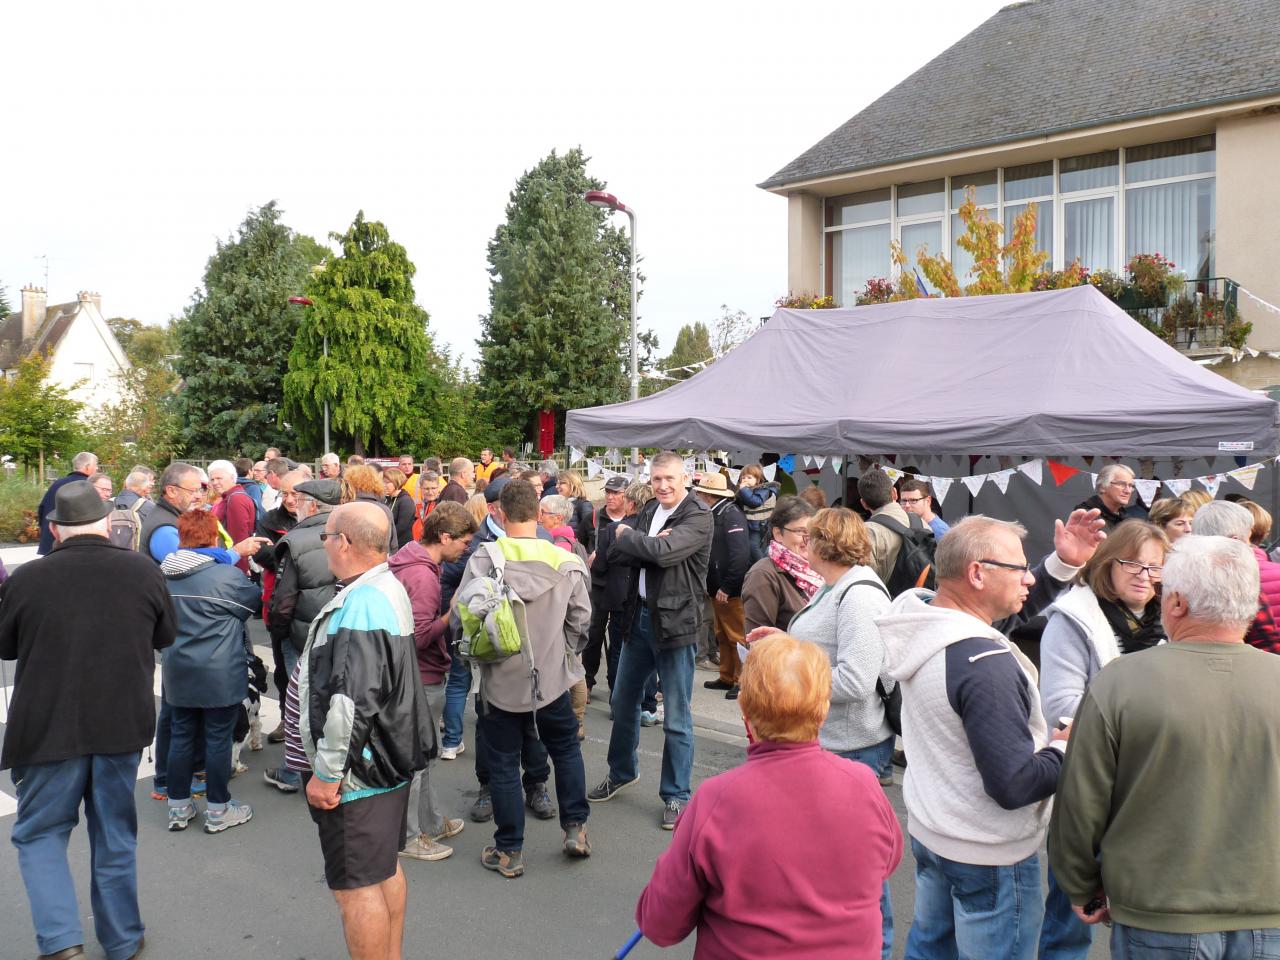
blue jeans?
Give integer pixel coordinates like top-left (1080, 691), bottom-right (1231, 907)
top-left (153, 696), bottom-right (205, 792)
top-left (442, 655), bottom-right (471, 749)
top-left (836, 738), bottom-right (897, 960)
top-left (905, 837), bottom-right (1043, 960)
top-left (11, 752), bottom-right (145, 960)
top-left (1112, 923), bottom-right (1280, 959)
top-left (606, 605), bottom-right (696, 803)
top-left (167, 704), bottom-right (239, 805)
top-left (479, 692), bottom-right (588, 851)
top-left (474, 694), bottom-right (550, 790)
top-left (1039, 865), bottom-right (1093, 960)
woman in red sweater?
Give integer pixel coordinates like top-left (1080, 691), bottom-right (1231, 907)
top-left (636, 633), bottom-right (902, 959)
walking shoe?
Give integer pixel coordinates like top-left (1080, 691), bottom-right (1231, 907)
top-left (525, 782), bottom-right (556, 820)
top-left (429, 817), bottom-right (465, 842)
top-left (126, 937), bottom-right (145, 960)
top-left (263, 767), bottom-right (301, 793)
top-left (266, 723), bottom-right (286, 744)
top-left (439, 742), bottom-right (465, 760)
top-left (893, 748), bottom-right (908, 768)
top-left (470, 786), bottom-right (493, 822)
top-left (655, 703), bottom-right (665, 723)
top-left (167, 799), bottom-right (198, 832)
top-left (39, 947), bottom-right (86, 959)
top-left (150, 786), bottom-right (167, 801)
top-left (481, 845), bottom-right (524, 878)
top-left (703, 678), bottom-right (733, 691)
top-left (640, 710), bottom-right (660, 726)
top-left (189, 779), bottom-right (207, 798)
top-left (695, 657), bottom-right (717, 671)
top-left (399, 834), bottom-right (454, 861)
top-left (661, 799), bottom-right (684, 830)
top-left (725, 683), bottom-right (740, 701)
top-left (204, 799), bottom-right (253, 833)
top-left (879, 770), bottom-right (895, 787)
top-left (563, 823), bottom-right (592, 858)
top-left (588, 774), bottom-right (638, 802)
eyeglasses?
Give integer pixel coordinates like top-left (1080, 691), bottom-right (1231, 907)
top-left (1115, 559), bottom-right (1162, 580)
top-left (1108, 481), bottom-right (1136, 491)
top-left (899, 497), bottom-right (926, 506)
top-left (979, 558), bottom-right (1032, 574)
top-left (319, 531), bottom-right (346, 544)
top-left (171, 484), bottom-right (203, 494)
top-left (781, 525), bottom-right (811, 541)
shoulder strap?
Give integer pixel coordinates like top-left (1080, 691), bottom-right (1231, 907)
top-left (835, 578), bottom-right (892, 605)
top-left (867, 513), bottom-right (910, 538)
top-left (480, 540), bottom-right (507, 578)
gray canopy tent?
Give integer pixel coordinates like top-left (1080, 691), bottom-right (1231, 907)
top-left (566, 286), bottom-right (1279, 458)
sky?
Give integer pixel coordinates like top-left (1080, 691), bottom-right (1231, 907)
top-left (1, 0), bottom-right (1007, 368)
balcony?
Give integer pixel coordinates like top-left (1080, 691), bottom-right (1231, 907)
top-left (1122, 277), bottom-right (1250, 353)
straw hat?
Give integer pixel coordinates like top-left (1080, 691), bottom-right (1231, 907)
top-left (693, 472), bottom-right (734, 498)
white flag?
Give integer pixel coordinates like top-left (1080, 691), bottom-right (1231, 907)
top-left (1165, 478), bottom-right (1192, 497)
top-left (885, 467), bottom-right (903, 482)
top-left (1229, 463), bottom-right (1262, 490)
top-left (683, 457), bottom-right (696, 476)
top-left (605, 448), bottom-right (620, 464)
top-left (990, 469), bottom-right (1013, 494)
top-left (1200, 474), bottom-right (1222, 498)
top-left (727, 468), bottom-right (742, 484)
top-left (813, 455), bottom-right (827, 469)
top-left (569, 446), bottom-right (584, 465)
top-left (931, 477), bottom-right (954, 503)
top-left (1088, 473), bottom-right (1098, 490)
top-left (961, 474), bottom-right (986, 497)
top-left (1133, 478), bottom-right (1161, 507)
top-left (586, 459), bottom-right (603, 480)
top-left (1017, 460), bottom-right (1043, 486)
top-left (802, 455), bottom-right (814, 468)
top-left (830, 455), bottom-right (843, 474)
top-left (763, 463), bottom-right (777, 482)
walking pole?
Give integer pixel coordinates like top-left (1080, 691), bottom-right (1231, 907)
top-left (1, 657), bottom-right (9, 716)
top-left (613, 930), bottom-right (643, 959)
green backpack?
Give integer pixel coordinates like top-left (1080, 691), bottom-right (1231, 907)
top-left (455, 542), bottom-right (530, 664)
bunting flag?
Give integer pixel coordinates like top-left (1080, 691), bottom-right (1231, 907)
top-left (777, 455), bottom-right (796, 475)
top-left (1165, 478), bottom-right (1192, 497)
top-left (883, 466), bottom-right (903, 482)
top-left (961, 474), bottom-right (986, 497)
top-left (585, 459), bottom-right (603, 480)
top-left (727, 468), bottom-right (742, 484)
top-left (932, 477), bottom-right (954, 503)
top-left (830, 455), bottom-right (843, 474)
top-left (570, 446), bottom-right (585, 465)
top-left (762, 463), bottom-right (777, 482)
top-left (1200, 474), bottom-right (1222, 498)
top-left (605, 448), bottom-right (620, 465)
top-left (1017, 460), bottom-right (1043, 486)
top-left (1088, 473), bottom-right (1098, 490)
top-left (990, 469), bottom-right (1014, 494)
top-left (683, 457), bottom-right (696, 476)
top-left (1229, 463), bottom-right (1262, 490)
top-left (1046, 460), bottom-right (1081, 486)
top-left (802, 455), bottom-right (814, 468)
top-left (1133, 478), bottom-right (1161, 507)
top-left (813, 455), bottom-right (827, 469)
top-left (968, 455), bottom-right (983, 469)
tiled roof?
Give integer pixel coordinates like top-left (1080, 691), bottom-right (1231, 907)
top-left (0, 301), bottom-right (81, 369)
top-left (761, 0), bottom-right (1280, 190)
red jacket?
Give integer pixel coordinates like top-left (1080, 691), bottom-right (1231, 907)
top-left (1255, 547), bottom-right (1280, 616)
top-left (637, 740), bottom-right (902, 959)
top-left (213, 484), bottom-right (257, 574)
top-left (387, 541), bottom-right (450, 685)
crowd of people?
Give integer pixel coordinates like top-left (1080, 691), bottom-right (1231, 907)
top-left (3, 447), bottom-right (1280, 960)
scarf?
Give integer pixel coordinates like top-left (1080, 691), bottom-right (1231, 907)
top-left (768, 538), bottom-right (824, 601)
top-left (1098, 596), bottom-right (1166, 654)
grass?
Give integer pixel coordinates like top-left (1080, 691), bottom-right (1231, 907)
top-left (0, 477), bottom-right (44, 543)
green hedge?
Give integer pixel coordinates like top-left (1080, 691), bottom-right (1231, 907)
top-left (0, 478), bottom-right (43, 543)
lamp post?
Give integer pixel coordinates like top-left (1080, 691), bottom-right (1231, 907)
top-left (288, 296), bottom-right (328, 456)
top-left (584, 189), bottom-right (639, 464)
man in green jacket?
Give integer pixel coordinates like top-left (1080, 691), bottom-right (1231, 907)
top-left (1049, 534), bottom-right (1280, 956)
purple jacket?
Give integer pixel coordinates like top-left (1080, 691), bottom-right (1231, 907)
top-left (387, 541), bottom-right (449, 686)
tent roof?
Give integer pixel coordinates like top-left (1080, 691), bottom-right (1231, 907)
top-left (566, 286), bottom-right (1279, 458)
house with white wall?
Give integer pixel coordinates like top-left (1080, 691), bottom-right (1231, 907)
top-left (0, 286), bottom-right (131, 411)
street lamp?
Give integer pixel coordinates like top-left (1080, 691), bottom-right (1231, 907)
top-left (288, 296), bottom-right (329, 456)
top-left (585, 189), bottom-right (639, 464)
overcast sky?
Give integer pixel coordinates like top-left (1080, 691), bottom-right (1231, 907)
top-left (2, 0), bottom-right (1006, 366)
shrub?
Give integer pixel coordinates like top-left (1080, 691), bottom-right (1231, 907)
top-left (0, 478), bottom-right (43, 543)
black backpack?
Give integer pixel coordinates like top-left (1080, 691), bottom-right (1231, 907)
top-left (833, 577), bottom-right (903, 736)
top-left (867, 512), bottom-right (937, 596)
top-left (108, 499), bottom-right (147, 551)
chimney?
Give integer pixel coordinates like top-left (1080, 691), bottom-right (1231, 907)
top-left (21, 286), bottom-right (47, 341)
top-left (77, 290), bottom-right (102, 312)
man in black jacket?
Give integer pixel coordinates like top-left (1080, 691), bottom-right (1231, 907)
top-left (694, 473), bottom-right (751, 700)
top-left (584, 476), bottom-right (633, 695)
top-left (2, 480), bottom-right (176, 960)
top-left (589, 451), bottom-right (713, 830)
top-left (35, 450), bottom-right (98, 554)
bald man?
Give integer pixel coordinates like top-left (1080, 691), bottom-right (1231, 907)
top-left (299, 502), bottom-right (434, 959)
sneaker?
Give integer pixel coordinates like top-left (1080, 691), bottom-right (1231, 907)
top-left (470, 786), bottom-right (493, 822)
top-left (563, 823), bottom-right (592, 858)
top-left (480, 845), bottom-right (524, 878)
top-left (204, 799), bottom-right (253, 834)
top-left (399, 834), bottom-right (454, 861)
top-left (893, 748), bottom-right (908, 769)
top-left (725, 683), bottom-right (740, 701)
top-left (703, 678), bottom-right (733, 691)
top-left (661, 799), bottom-right (684, 831)
top-left (640, 710), bottom-right (660, 727)
top-left (879, 770), bottom-right (895, 787)
top-left (266, 723), bottom-right (286, 744)
top-left (440, 742), bottom-right (464, 761)
top-left (190, 779), bottom-right (207, 798)
top-left (150, 786), bottom-right (167, 801)
top-left (167, 799), bottom-right (198, 832)
top-left (588, 774), bottom-right (638, 803)
top-left (655, 703), bottom-right (665, 723)
top-left (429, 818), bottom-right (465, 842)
top-left (525, 782), bottom-right (556, 820)
top-left (264, 767), bottom-right (301, 793)
top-left (695, 657), bottom-right (717, 671)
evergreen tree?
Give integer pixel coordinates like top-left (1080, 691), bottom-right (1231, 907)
top-left (0, 280), bottom-right (11, 318)
top-left (478, 148), bottom-right (642, 438)
top-left (283, 211), bottom-right (433, 456)
top-left (174, 201), bottom-right (325, 455)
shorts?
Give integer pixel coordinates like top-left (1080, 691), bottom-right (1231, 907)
top-left (309, 785), bottom-right (410, 890)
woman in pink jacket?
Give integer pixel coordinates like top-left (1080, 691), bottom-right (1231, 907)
top-left (636, 633), bottom-right (902, 959)
top-left (1242, 500), bottom-right (1280, 611)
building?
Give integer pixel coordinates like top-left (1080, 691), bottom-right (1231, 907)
top-left (761, 0), bottom-right (1280, 387)
top-left (0, 286), bottom-right (131, 410)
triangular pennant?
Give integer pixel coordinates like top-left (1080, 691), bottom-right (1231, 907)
top-left (585, 459), bottom-right (603, 480)
top-left (884, 466), bottom-right (903, 482)
top-left (990, 469), bottom-right (1013, 494)
top-left (813, 455), bottom-right (827, 469)
top-left (605, 448), bottom-right (620, 464)
top-left (1016, 459), bottom-right (1043, 486)
top-left (762, 463), bottom-right (777, 482)
top-left (1229, 463), bottom-right (1262, 491)
top-left (961, 474), bottom-right (986, 497)
top-left (830, 456), bottom-right (843, 474)
top-left (931, 477), bottom-right (954, 503)
top-left (968, 455), bottom-right (982, 469)
top-left (1200, 474), bottom-right (1222, 498)
top-left (1046, 460), bottom-right (1081, 486)
top-left (727, 468), bottom-right (742, 484)
top-left (1165, 478), bottom-right (1192, 497)
top-left (1088, 473), bottom-right (1098, 490)
top-left (1133, 479), bottom-right (1161, 507)
top-left (802, 455), bottom-right (814, 467)
top-left (569, 446), bottom-right (585, 465)
top-left (777, 455), bottom-right (795, 475)
top-left (683, 457), bottom-right (696, 476)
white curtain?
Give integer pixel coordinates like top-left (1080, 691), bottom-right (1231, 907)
top-left (1004, 202), bottom-right (1053, 260)
top-left (1064, 196), bottom-right (1114, 271)
top-left (834, 223), bottom-right (891, 304)
top-left (1126, 179), bottom-right (1214, 278)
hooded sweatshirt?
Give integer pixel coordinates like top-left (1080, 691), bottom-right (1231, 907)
top-left (877, 554), bottom-right (1077, 866)
top-left (457, 535), bottom-right (590, 713)
top-left (387, 540), bottom-right (450, 686)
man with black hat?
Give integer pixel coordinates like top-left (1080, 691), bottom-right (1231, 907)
top-left (583, 475), bottom-right (631, 695)
top-left (1, 480), bottom-right (176, 960)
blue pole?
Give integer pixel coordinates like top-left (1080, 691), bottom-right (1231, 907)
top-left (614, 929), bottom-right (644, 959)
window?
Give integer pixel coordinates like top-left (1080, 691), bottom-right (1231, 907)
top-left (73, 362), bottom-right (95, 383)
top-left (1125, 136), bottom-right (1216, 277)
top-left (827, 188), bottom-right (890, 226)
top-left (896, 180), bottom-right (944, 217)
top-left (1004, 161), bottom-right (1053, 201)
top-left (829, 224), bottom-right (891, 305)
top-left (951, 171), bottom-right (997, 281)
top-left (1126, 136), bottom-right (1214, 183)
top-left (1059, 150), bottom-right (1119, 193)
top-left (1064, 196), bottom-right (1116, 271)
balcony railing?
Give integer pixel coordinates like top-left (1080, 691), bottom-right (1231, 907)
top-left (1123, 277), bottom-right (1248, 351)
